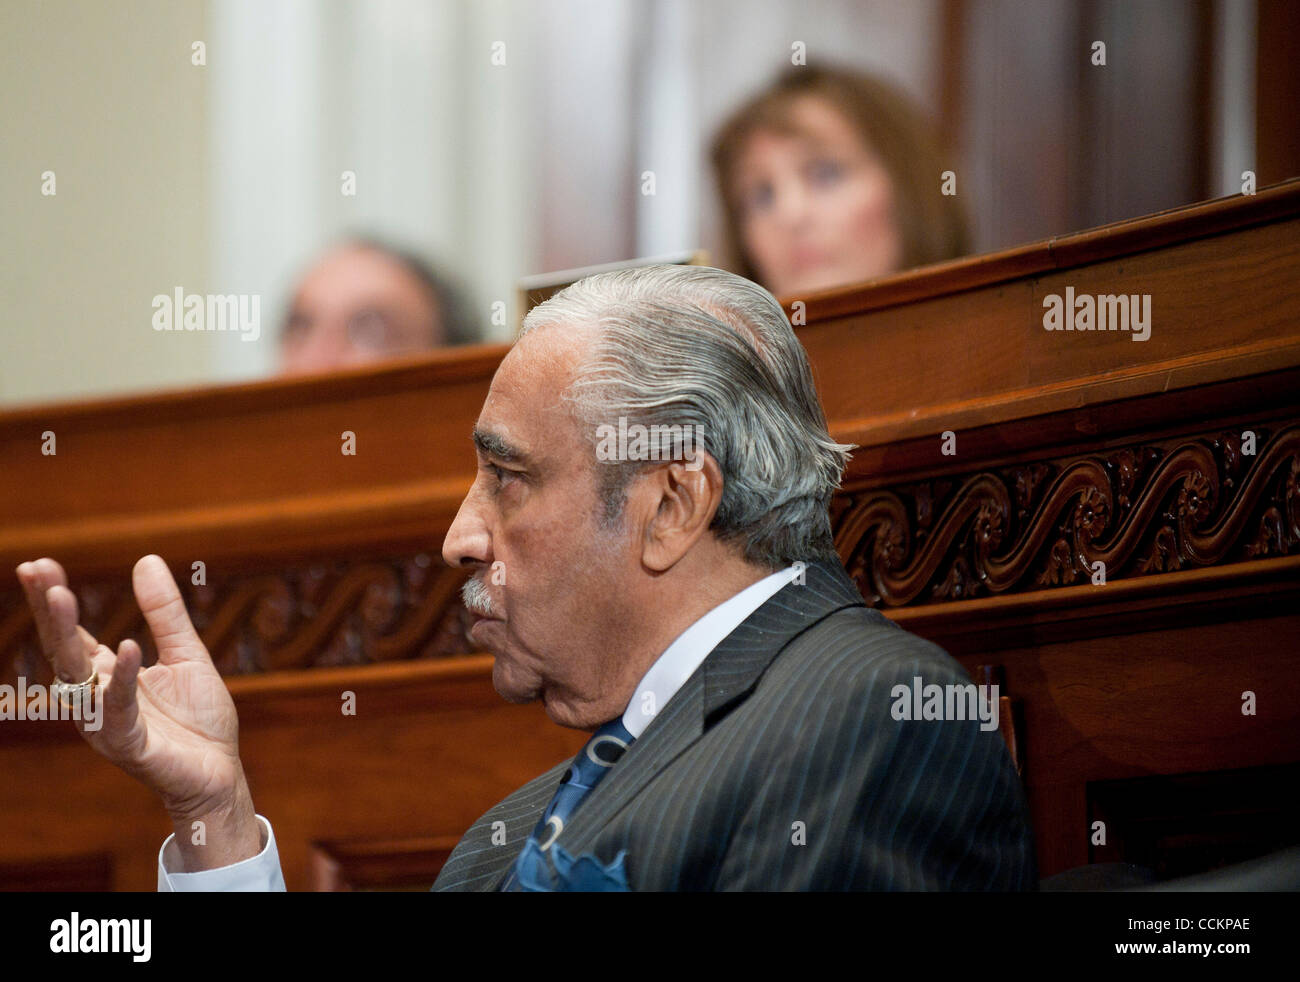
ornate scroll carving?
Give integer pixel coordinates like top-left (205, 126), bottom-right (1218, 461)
top-left (1, 555), bottom-right (473, 683)
top-left (5, 424), bottom-right (1298, 678)
top-left (836, 424), bottom-right (1300, 607)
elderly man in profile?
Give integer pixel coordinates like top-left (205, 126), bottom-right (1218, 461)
top-left (16, 265), bottom-right (1035, 891)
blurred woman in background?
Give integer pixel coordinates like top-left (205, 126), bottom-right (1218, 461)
top-left (711, 64), bottom-right (969, 298)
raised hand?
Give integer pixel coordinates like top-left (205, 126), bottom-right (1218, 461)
top-left (15, 555), bottom-right (262, 870)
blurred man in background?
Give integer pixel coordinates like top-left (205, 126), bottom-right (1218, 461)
top-left (278, 239), bottom-right (478, 375)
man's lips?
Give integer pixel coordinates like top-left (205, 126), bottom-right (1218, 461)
top-left (468, 615), bottom-right (503, 650)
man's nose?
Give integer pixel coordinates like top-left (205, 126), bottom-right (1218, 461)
top-left (441, 491), bottom-right (491, 569)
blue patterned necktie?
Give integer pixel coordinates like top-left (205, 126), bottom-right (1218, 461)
top-left (500, 716), bottom-right (635, 891)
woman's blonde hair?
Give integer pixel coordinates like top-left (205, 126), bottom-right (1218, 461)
top-left (710, 64), bottom-right (970, 286)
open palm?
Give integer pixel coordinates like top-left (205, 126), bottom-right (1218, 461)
top-left (17, 555), bottom-right (243, 820)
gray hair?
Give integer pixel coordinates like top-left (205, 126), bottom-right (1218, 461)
top-left (520, 265), bottom-right (855, 570)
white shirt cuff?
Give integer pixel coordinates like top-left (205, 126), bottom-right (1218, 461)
top-left (157, 814), bottom-right (286, 891)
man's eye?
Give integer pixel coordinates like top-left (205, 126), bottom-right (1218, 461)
top-left (488, 463), bottom-right (517, 486)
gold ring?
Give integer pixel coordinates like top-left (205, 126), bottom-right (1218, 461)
top-left (52, 669), bottom-right (99, 711)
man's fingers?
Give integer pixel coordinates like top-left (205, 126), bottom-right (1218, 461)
top-left (44, 584), bottom-right (95, 684)
top-left (15, 558), bottom-right (72, 661)
top-left (132, 555), bottom-right (207, 664)
top-left (83, 641), bottom-right (143, 762)
top-left (105, 639), bottom-right (143, 715)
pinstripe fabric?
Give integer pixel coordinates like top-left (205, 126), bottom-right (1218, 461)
top-left (432, 558), bottom-right (1036, 891)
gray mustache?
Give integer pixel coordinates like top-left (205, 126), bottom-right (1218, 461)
top-left (461, 575), bottom-right (499, 618)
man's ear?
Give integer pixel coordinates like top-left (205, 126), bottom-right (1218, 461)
top-left (641, 452), bottom-right (724, 572)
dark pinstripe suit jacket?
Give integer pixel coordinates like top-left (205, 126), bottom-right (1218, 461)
top-left (433, 558), bottom-right (1037, 891)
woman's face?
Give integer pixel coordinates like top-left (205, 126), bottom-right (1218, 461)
top-left (732, 95), bottom-right (903, 297)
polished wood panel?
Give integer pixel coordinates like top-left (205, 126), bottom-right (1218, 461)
top-left (0, 659), bottom-right (587, 891)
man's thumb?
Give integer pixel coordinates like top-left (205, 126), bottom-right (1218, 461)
top-left (132, 554), bottom-right (206, 662)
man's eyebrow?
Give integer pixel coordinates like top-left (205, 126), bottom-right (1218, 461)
top-left (472, 427), bottom-right (530, 464)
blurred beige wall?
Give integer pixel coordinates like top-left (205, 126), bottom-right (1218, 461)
top-left (0, 0), bottom-right (212, 407)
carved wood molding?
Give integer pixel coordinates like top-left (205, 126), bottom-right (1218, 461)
top-left (834, 423), bottom-right (1300, 607)
top-left (5, 422), bottom-right (1297, 681)
top-left (1, 555), bottom-right (474, 685)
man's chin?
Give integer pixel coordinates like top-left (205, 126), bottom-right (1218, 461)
top-left (491, 658), bottom-right (541, 705)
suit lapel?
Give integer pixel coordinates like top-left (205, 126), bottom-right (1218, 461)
top-left (558, 558), bottom-right (869, 859)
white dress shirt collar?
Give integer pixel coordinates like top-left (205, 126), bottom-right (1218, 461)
top-left (621, 563), bottom-right (801, 738)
